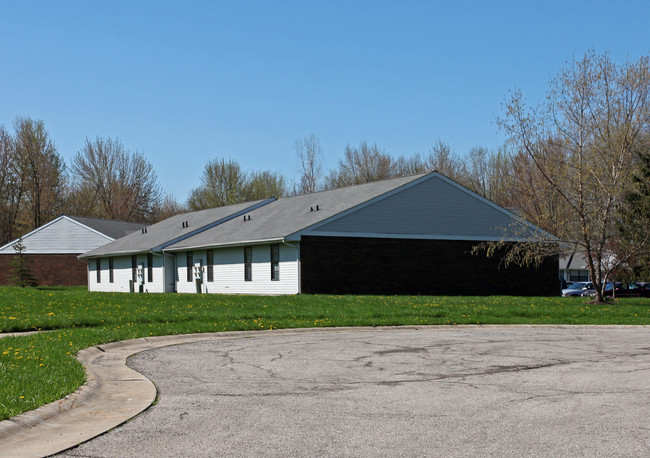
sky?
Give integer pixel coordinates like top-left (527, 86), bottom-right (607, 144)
top-left (1, 1), bottom-right (649, 202)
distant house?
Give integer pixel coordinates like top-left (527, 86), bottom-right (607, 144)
top-left (81, 172), bottom-right (559, 296)
top-left (559, 252), bottom-right (591, 282)
top-left (0, 215), bottom-right (143, 286)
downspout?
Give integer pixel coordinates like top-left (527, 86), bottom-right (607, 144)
top-left (297, 244), bottom-right (301, 294)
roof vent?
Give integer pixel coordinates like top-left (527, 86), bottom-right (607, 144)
top-left (316, 205), bottom-right (320, 211)
top-left (243, 215), bottom-right (251, 221)
top-left (141, 228), bottom-right (147, 234)
top-left (310, 207), bottom-right (313, 212)
top-left (182, 221), bottom-right (189, 228)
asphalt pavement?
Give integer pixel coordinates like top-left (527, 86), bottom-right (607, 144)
top-left (55, 326), bottom-right (649, 457)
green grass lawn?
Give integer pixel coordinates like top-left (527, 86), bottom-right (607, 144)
top-left (0, 286), bottom-right (648, 420)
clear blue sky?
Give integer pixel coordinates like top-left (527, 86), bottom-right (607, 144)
top-left (1, 1), bottom-right (649, 201)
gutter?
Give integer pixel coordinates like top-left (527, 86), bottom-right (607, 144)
top-left (163, 237), bottom-right (286, 252)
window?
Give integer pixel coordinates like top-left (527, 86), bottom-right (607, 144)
top-left (131, 255), bottom-right (137, 283)
top-left (270, 244), bottom-right (280, 281)
top-left (109, 257), bottom-right (114, 283)
top-left (244, 246), bottom-right (252, 281)
top-left (207, 249), bottom-right (214, 282)
top-left (96, 259), bottom-right (101, 283)
top-left (187, 252), bottom-right (193, 282)
top-left (569, 270), bottom-right (589, 282)
top-left (147, 253), bottom-right (153, 282)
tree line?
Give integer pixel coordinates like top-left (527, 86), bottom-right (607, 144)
top-left (187, 137), bottom-right (513, 211)
top-left (0, 115), bottom-right (513, 247)
top-left (0, 121), bottom-right (178, 246)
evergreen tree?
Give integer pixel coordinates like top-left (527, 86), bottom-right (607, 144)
top-left (617, 149), bottom-right (650, 279)
top-left (8, 238), bottom-right (38, 287)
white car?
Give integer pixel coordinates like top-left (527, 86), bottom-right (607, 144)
top-left (562, 281), bottom-right (593, 297)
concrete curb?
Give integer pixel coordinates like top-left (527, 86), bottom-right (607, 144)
top-left (0, 325), bottom-right (646, 457)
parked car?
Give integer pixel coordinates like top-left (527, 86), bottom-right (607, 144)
top-left (580, 282), bottom-right (614, 297)
top-left (612, 282), bottom-right (650, 298)
top-left (580, 282), bottom-right (650, 298)
top-left (562, 282), bottom-right (593, 297)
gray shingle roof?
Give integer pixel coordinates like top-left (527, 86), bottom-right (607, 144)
top-left (66, 216), bottom-right (144, 240)
top-left (79, 199), bottom-right (272, 258)
top-left (82, 172), bottom-right (554, 258)
top-left (165, 174), bottom-right (428, 251)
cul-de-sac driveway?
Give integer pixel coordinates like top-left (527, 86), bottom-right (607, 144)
top-left (59, 326), bottom-right (649, 457)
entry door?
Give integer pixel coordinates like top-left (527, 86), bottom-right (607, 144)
top-left (164, 254), bottom-right (177, 293)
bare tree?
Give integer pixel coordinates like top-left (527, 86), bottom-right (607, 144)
top-left (187, 158), bottom-right (247, 210)
top-left (295, 134), bottom-right (323, 194)
top-left (487, 51), bottom-right (650, 302)
top-left (188, 157), bottom-right (289, 210)
top-left (424, 140), bottom-right (465, 181)
top-left (0, 125), bottom-right (20, 244)
top-left (151, 194), bottom-right (186, 222)
top-left (393, 153), bottom-right (427, 176)
top-left (504, 146), bottom-right (574, 238)
top-left (325, 141), bottom-right (395, 188)
top-left (244, 170), bottom-right (287, 201)
top-left (13, 116), bottom-right (67, 231)
top-left (462, 146), bottom-right (512, 205)
top-left (71, 137), bottom-right (162, 222)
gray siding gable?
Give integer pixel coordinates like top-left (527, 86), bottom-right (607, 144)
top-left (293, 173), bottom-right (547, 241)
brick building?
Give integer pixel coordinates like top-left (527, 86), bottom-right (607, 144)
top-left (0, 216), bottom-right (143, 286)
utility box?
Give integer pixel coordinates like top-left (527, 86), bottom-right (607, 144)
top-left (194, 261), bottom-right (203, 294)
top-left (136, 263), bottom-right (145, 292)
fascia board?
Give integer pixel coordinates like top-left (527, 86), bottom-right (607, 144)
top-left (79, 249), bottom-right (144, 260)
top-left (164, 237), bottom-right (285, 252)
top-left (288, 231), bottom-right (552, 243)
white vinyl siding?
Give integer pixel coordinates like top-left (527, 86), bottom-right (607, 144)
top-left (176, 250), bottom-right (205, 294)
top-left (89, 256), bottom-right (131, 292)
top-left (88, 254), bottom-right (166, 293)
top-left (175, 244), bottom-right (299, 295)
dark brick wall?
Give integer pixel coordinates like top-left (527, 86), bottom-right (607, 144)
top-left (300, 236), bottom-right (559, 296)
top-left (0, 254), bottom-right (88, 286)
